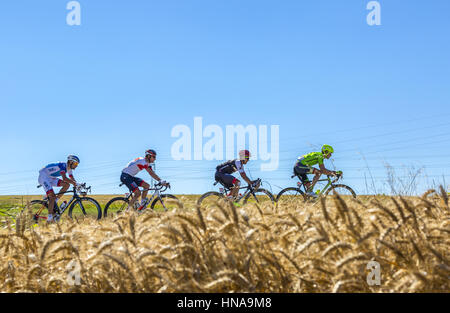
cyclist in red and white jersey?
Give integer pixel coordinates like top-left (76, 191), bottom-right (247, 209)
top-left (121, 149), bottom-right (169, 210)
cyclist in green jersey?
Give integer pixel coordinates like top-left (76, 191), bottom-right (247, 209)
top-left (293, 145), bottom-right (338, 197)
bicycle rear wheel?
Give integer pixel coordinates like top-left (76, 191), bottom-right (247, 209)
top-left (243, 189), bottom-right (275, 205)
top-left (325, 184), bottom-right (357, 198)
top-left (103, 197), bottom-right (129, 218)
top-left (68, 197), bottom-right (102, 220)
top-left (22, 200), bottom-right (48, 225)
top-left (276, 187), bottom-right (306, 203)
top-left (197, 191), bottom-right (225, 207)
top-left (150, 194), bottom-right (179, 211)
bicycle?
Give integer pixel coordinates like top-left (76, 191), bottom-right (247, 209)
top-left (103, 182), bottom-right (178, 217)
top-left (197, 178), bottom-right (275, 206)
top-left (24, 183), bottom-right (102, 224)
top-left (276, 171), bottom-right (356, 202)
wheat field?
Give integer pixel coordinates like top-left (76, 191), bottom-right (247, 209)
top-left (0, 188), bottom-right (449, 293)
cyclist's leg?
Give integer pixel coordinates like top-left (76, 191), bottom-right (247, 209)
top-left (121, 173), bottom-right (141, 210)
top-left (57, 180), bottom-right (70, 200)
top-left (309, 168), bottom-right (321, 191)
top-left (139, 180), bottom-right (149, 204)
top-left (215, 172), bottom-right (237, 197)
top-left (230, 178), bottom-right (241, 198)
top-left (129, 186), bottom-right (141, 210)
top-left (46, 190), bottom-right (57, 216)
top-left (39, 174), bottom-right (60, 216)
top-left (294, 165), bottom-right (311, 188)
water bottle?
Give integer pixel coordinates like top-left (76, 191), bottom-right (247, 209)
top-left (59, 201), bottom-right (68, 211)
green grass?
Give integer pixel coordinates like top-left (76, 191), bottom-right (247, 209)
top-left (0, 194), bottom-right (194, 223)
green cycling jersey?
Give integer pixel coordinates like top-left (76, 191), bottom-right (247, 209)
top-left (296, 152), bottom-right (324, 167)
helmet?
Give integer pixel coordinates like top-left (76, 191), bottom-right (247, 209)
top-left (321, 145), bottom-right (334, 156)
top-left (239, 150), bottom-right (251, 160)
top-left (145, 149), bottom-right (157, 157)
top-left (67, 155), bottom-right (80, 163)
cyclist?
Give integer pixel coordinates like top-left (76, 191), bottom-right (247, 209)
top-left (121, 149), bottom-right (169, 211)
top-left (215, 150), bottom-right (256, 200)
top-left (294, 145), bottom-right (338, 197)
top-left (38, 155), bottom-right (80, 222)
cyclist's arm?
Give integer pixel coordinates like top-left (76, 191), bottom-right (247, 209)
top-left (68, 170), bottom-right (76, 183)
top-left (146, 167), bottom-right (162, 182)
top-left (61, 172), bottom-right (77, 186)
top-left (239, 171), bottom-right (253, 186)
top-left (318, 163), bottom-right (336, 176)
top-left (235, 161), bottom-right (252, 185)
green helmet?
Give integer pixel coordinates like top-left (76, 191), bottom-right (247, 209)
top-left (322, 145), bottom-right (334, 155)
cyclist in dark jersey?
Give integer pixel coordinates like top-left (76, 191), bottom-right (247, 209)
top-left (294, 145), bottom-right (337, 197)
top-left (215, 150), bottom-right (255, 200)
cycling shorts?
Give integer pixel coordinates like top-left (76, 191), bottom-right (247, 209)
top-left (38, 173), bottom-right (63, 194)
top-left (215, 171), bottom-right (238, 189)
top-left (120, 172), bottom-right (144, 193)
top-left (294, 164), bottom-right (313, 183)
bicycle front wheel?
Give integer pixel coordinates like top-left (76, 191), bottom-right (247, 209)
top-left (325, 184), bottom-right (357, 198)
top-left (68, 197), bottom-right (102, 220)
top-left (150, 194), bottom-right (179, 211)
top-left (243, 189), bottom-right (275, 205)
top-left (103, 197), bottom-right (129, 218)
top-left (276, 187), bottom-right (306, 203)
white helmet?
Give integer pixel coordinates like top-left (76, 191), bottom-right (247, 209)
top-left (68, 155), bottom-right (80, 163)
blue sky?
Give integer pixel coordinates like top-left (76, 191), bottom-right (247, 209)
top-left (0, 0), bottom-right (449, 195)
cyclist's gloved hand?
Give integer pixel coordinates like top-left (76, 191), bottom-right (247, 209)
top-left (160, 180), bottom-right (169, 186)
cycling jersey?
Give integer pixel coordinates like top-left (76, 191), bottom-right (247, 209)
top-left (296, 152), bottom-right (324, 167)
top-left (38, 162), bottom-right (73, 194)
top-left (216, 159), bottom-right (245, 174)
top-left (122, 157), bottom-right (152, 176)
top-left (39, 162), bottom-right (73, 178)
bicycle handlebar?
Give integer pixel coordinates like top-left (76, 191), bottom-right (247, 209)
top-left (76, 183), bottom-right (91, 195)
top-left (154, 182), bottom-right (170, 192)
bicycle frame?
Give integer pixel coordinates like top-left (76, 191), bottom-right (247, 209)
top-left (296, 175), bottom-right (340, 197)
top-left (215, 178), bottom-right (261, 202)
top-left (120, 183), bottom-right (169, 210)
top-left (35, 184), bottom-right (91, 218)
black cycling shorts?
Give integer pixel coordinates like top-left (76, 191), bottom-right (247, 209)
top-left (294, 165), bottom-right (312, 183)
top-left (120, 172), bottom-right (144, 193)
top-left (215, 171), bottom-right (238, 189)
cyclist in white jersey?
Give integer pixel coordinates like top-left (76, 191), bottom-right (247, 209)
top-left (120, 149), bottom-right (169, 210)
top-left (38, 155), bottom-right (79, 222)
